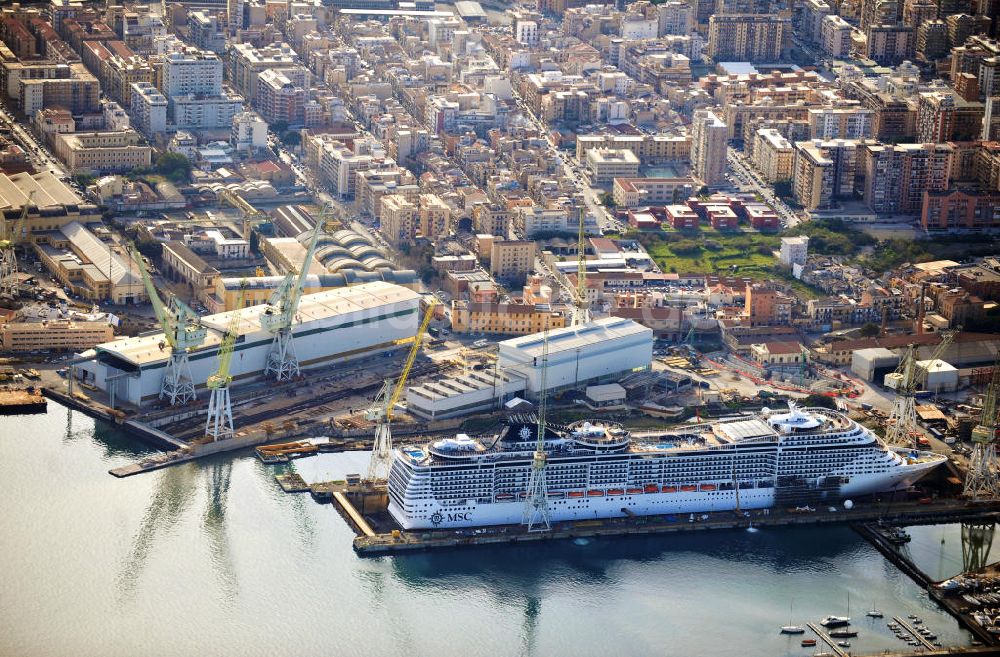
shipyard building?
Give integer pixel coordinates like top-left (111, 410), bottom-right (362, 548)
top-left (77, 282), bottom-right (421, 406)
top-left (406, 317), bottom-right (653, 419)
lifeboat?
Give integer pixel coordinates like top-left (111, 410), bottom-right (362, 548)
top-left (680, 485), bottom-right (697, 492)
top-left (662, 486), bottom-right (677, 493)
top-left (608, 488), bottom-right (625, 496)
top-left (587, 490), bottom-right (605, 497)
top-left (567, 491), bottom-right (585, 498)
top-left (626, 487), bottom-right (643, 494)
top-left (644, 485), bottom-right (659, 493)
top-left (700, 484), bottom-right (717, 492)
top-left (518, 492), bottom-right (527, 499)
top-left (547, 491), bottom-right (564, 499)
top-left (496, 493), bottom-right (515, 501)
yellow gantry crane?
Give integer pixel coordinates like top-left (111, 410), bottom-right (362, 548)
top-left (0, 190), bottom-right (34, 298)
top-left (218, 189), bottom-right (269, 240)
top-left (364, 299), bottom-right (438, 483)
top-left (205, 281), bottom-right (248, 442)
top-left (130, 244), bottom-right (208, 405)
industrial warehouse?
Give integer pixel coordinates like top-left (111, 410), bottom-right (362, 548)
top-left (76, 281), bottom-right (421, 406)
top-left (405, 317), bottom-right (653, 419)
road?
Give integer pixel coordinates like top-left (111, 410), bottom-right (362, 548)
top-left (0, 99), bottom-right (71, 182)
top-left (726, 150), bottom-right (803, 228)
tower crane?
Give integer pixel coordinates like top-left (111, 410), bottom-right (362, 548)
top-left (130, 245), bottom-right (207, 405)
top-left (885, 330), bottom-right (955, 447)
top-left (523, 324), bottom-right (551, 532)
top-left (0, 191), bottom-right (34, 298)
top-left (205, 280), bottom-right (247, 442)
top-left (571, 207), bottom-right (590, 326)
top-left (364, 299), bottom-right (438, 483)
top-left (965, 353), bottom-right (1000, 500)
top-left (260, 226), bottom-right (322, 380)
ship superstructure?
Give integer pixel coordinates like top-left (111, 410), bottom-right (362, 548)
top-left (387, 404), bottom-right (946, 529)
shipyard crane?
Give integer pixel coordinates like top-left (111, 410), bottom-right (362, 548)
top-left (571, 207), bottom-right (590, 326)
top-left (130, 245), bottom-right (207, 405)
top-left (523, 324), bottom-right (551, 532)
top-left (205, 280), bottom-right (247, 442)
top-left (965, 354), bottom-right (1000, 500)
top-left (260, 226), bottom-right (322, 380)
top-left (218, 188), bottom-right (269, 240)
top-left (0, 191), bottom-right (34, 298)
top-left (364, 299), bottom-right (438, 483)
top-left (885, 331), bottom-right (955, 447)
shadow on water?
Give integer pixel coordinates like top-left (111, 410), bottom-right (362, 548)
top-left (389, 525), bottom-right (867, 593)
top-left (60, 406), bottom-right (156, 459)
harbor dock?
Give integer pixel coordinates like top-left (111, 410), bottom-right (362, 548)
top-left (806, 622), bottom-right (849, 657)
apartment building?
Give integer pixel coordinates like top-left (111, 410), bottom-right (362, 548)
top-left (921, 189), bottom-right (1000, 231)
top-left (792, 139), bottom-right (858, 210)
top-left (451, 301), bottom-right (566, 335)
top-left (860, 142), bottom-right (952, 214)
top-left (864, 24), bottom-right (915, 65)
top-left (229, 41), bottom-right (299, 102)
top-left (690, 109), bottom-right (728, 186)
top-left (753, 128), bottom-right (795, 183)
top-left (490, 239), bottom-right (535, 284)
top-left (575, 133), bottom-right (690, 164)
top-left (808, 107), bottom-right (874, 140)
top-left (419, 194), bottom-right (451, 240)
top-left (130, 81), bottom-right (167, 137)
top-left (916, 91), bottom-right (986, 142)
top-left (707, 14), bottom-right (788, 63)
top-left (163, 49), bottom-right (223, 98)
top-left (821, 15), bottom-right (854, 57)
top-left (381, 193), bottom-right (419, 247)
top-left (612, 178), bottom-right (695, 208)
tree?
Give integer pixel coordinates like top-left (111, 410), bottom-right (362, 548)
top-left (155, 152), bottom-right (192, 183)
top-left (270, 120), bottom-right (289, 135)
top-left (859, 322), bottom-right (881, 338)
top-left (281, 130), bottom-right (301, 147)
top-left (599, 192), bottom-right (617, 209)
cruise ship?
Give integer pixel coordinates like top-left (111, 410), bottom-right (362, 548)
top-left (387, 404), bottom-right (947, 529)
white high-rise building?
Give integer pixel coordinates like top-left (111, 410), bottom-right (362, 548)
top-left (130, 81), bottom-right (167, 137)
top-left (690, 109), bottom-right (728, 186)
top-left (779, 236), bottom-right (809, 267)
top-left (162, 49), bottom-right (223, 98)
top-left (231, 111), bottom-right (268, 153)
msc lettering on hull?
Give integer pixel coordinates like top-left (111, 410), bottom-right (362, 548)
top-left (430, 511), bottom-right (472, 525)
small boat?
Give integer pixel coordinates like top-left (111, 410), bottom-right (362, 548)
top-left (801, 639), bottom-right (817, 647)
top-left (644, 485), bottom-right (659, 493)
top-left (700, 484), bottom-right (717, 491)
top-left (567, 491), bottom-right (584, 498)
top-left (924, 633), bottom-right (937, 640)
top-left (866, 601), bottom-right (883, 618)
top-left (836, 641), bottom-right (850, 648)
top-left (820, 616), bottom-right (850, 628)
top-left (608, 488), bottom-right (624, 496)
top-left (828, 629), bottom-right (857, 638)
top-left (780, 626), bottom-right (805, 635)
top-left (907, 615), bottom-right (918, 620)
top-left (587, 490), bottom-right (604, 497)
top-left (912, 618), bottom-right (923, 624)
top-left (662, 486), bottom-right (677, 493)
top-left (680, 485), bottom-right (697, 492)
top-left (626, 487), bottom-right (642, 494)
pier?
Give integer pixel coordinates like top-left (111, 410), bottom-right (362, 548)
top-left (806, 622), bottom-right (849, 657)
top-left (892, 616), bottom-right (936, 651)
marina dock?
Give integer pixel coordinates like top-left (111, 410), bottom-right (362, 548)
top-left (806, 622), bottom-right (849, 657)
top-left (892, 616), bottom-right (936, 651)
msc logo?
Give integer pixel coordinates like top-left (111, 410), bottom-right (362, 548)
top-left (430, 511), bottom-right (472, 525)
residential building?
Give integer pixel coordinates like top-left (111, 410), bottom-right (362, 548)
top-left (585, 148), bottom-right (640, 184)
top-left (779, 235), bottom-right (809, 266)
top-left (490, 240), bottom-right (535, 284)
top-left (808, 107), bottom-right (874, 140)
top-left (381, 193), bottom-right (419, 247)
top-left (744, 283), bottom-right (793, 326)
top-left (792, 139), bottom-right (857, 210)
top-left (921, 189), bottom-right (1000, 231)
top-left (753, 128), bottom-right (794, 183)
top-left (612, 178), bottom-right (695, 208)
top-left (860, 142), bottom-right (952, 214)
top-left (865, 24), bottom-right (915, 65)
top-left (451, 301), bottom-right (566, 335)
top-left (419, 194), bottom-right (450, 240)
top-left (822, 15), bottom-right (854, 57)
top-left (916, 91), bottom-right (986, 142)
top-left (690, 109), bottom-right (727, 186)
top-left (707, 14), bottom-right (788, 63)
top-left (229, 42), bottom-right (299, 102)
top-left (230, 111), bottom-right (267, 154)
top-left (130, 81), bottom-right (167, 138)
top-left (162, 49), bottom-right (223, 98)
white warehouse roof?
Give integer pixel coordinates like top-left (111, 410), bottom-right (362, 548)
top-left (499, 316), bottom-right (651, 360)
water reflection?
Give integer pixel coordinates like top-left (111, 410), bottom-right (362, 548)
top-left (203, 459), bottom-right (238, 605)
top-left (116, 464), bottom-right (198, 604)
